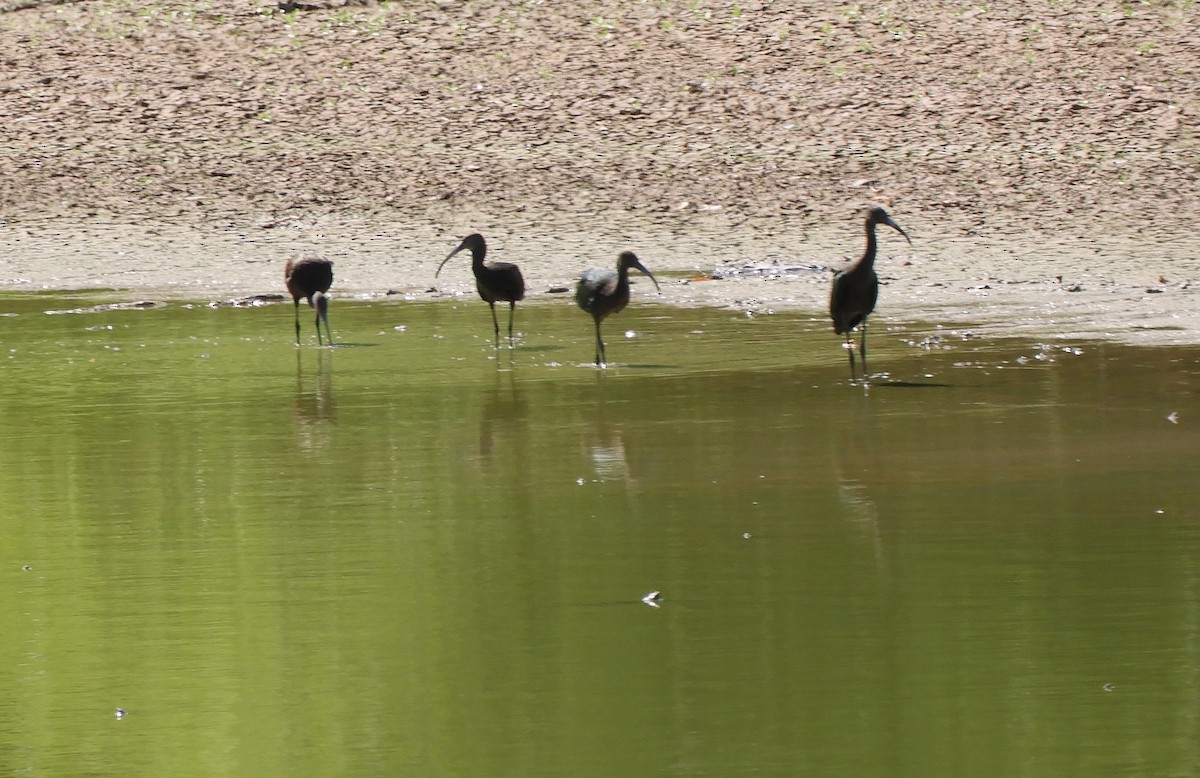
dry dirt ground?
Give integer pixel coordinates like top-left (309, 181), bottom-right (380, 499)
top-left (1, 0), bottom-right (1198, 344)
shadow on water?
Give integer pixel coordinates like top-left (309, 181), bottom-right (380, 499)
top-left (1, 296), bottom-right (1198, 777)
top-left (872, 379), bottom-right (954, 388)
top-left (609, 363), bottom-right (678, 370)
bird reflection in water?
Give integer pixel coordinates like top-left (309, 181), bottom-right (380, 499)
top-left (293, 348), bottom-right (335, 451)
top-left (837, 478), bottom-right (879, 528)
top-left (583, 379), bottom-right (633, 484)
top-left (836, 476), bottom-right (892, 583)
top-left (477, 368), bottom-right (529, 461)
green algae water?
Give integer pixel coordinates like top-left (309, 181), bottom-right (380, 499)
top-left (1, 293), bottom-right (1198, 777)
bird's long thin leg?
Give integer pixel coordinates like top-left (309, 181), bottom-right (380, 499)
top-left (859, 320), bottom-right (869, 380)
top-left (845, 333), bottom-right (857, 381)
top-left (507, 302), bottom-right (516, 346)
top-left (489, 302), bottom-right (500, 347)
top-left (294, 301), bottom-right (302, 345)
top-left (594, 319), bottom-right (605, 367)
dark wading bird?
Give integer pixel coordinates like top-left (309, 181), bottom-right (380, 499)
top-left (436, 233), bottom-right (526, 346)
top-left (830, 207), bottom-right (911, 382)
top-left (285, 256), bottom-right (334, 346)
top-left (575, 251), bottom-right (661, 367)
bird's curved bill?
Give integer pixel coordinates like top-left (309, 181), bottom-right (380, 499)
top-left (435, 243), bottom-right (467, 277)
top-left (885, 217), bottom-right (913, 245)
top-left (634, 261), bottom-right (662, 292)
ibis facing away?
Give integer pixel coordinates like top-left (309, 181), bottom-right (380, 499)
top-left (575, 251), bottom-right (660, 367)
top-left (437, 233), bottom-right (526, 346)
top-left (285, 256), bottom-right (334, 346)
top-left (829, 207), bottom-right (911, 381)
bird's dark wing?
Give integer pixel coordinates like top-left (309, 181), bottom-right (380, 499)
top-left (829, 269), bottom-right (876, 334)
top-left (483, 261), bottom-right (526, 302)
top-left (575, 269), bottom-right (619, 311)
top-left (829, 271), bottom-right (859, 334)
top-left (290, 258), bottom-right (334, 293)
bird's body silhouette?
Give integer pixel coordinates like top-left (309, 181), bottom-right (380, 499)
top-left (830, 207), bottom-right (911, 381)
top-left (437, 233), bottom-right (526, 346)
top-left (575, 251), bottom-right (660, 367)
top-left (285, 256), bottom-right (334, 346)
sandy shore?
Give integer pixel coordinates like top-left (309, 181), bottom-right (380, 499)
top-left (1, 1), bottom-right (1198, 345)
top-left (5, 211), bottom-right (1196, 346)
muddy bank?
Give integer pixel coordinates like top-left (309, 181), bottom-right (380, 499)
top-left (3, 212), bottom-right (1195, 346)
top-left (1, 1), bottom-right (1198, 344)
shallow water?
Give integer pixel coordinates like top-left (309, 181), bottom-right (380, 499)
top-left (1, 293), bottom-right (1198, 777)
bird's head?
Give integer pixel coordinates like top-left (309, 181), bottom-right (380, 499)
top-left (311, 290), bottom-right (329, 317)
top-left (436, 233), bottom-right (486, 277)
top-left (619, 251), bottom-right (661, 292)
top-left (867, 207), bottom-right (912, 245)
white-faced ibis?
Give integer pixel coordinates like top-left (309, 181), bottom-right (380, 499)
top-left (285, 256), bottom-right (334, 346)
top-left (436, 233), bottom-right (526, 346)
top-left (575, 251), bottom-right (661, 367)
top-left (830, 207), bottom-right (911, 381)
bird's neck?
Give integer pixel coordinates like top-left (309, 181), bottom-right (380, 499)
top-left (859, 223), bottom-right (879, 269)
top-left (472, 245), bottom-right (487, 269)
